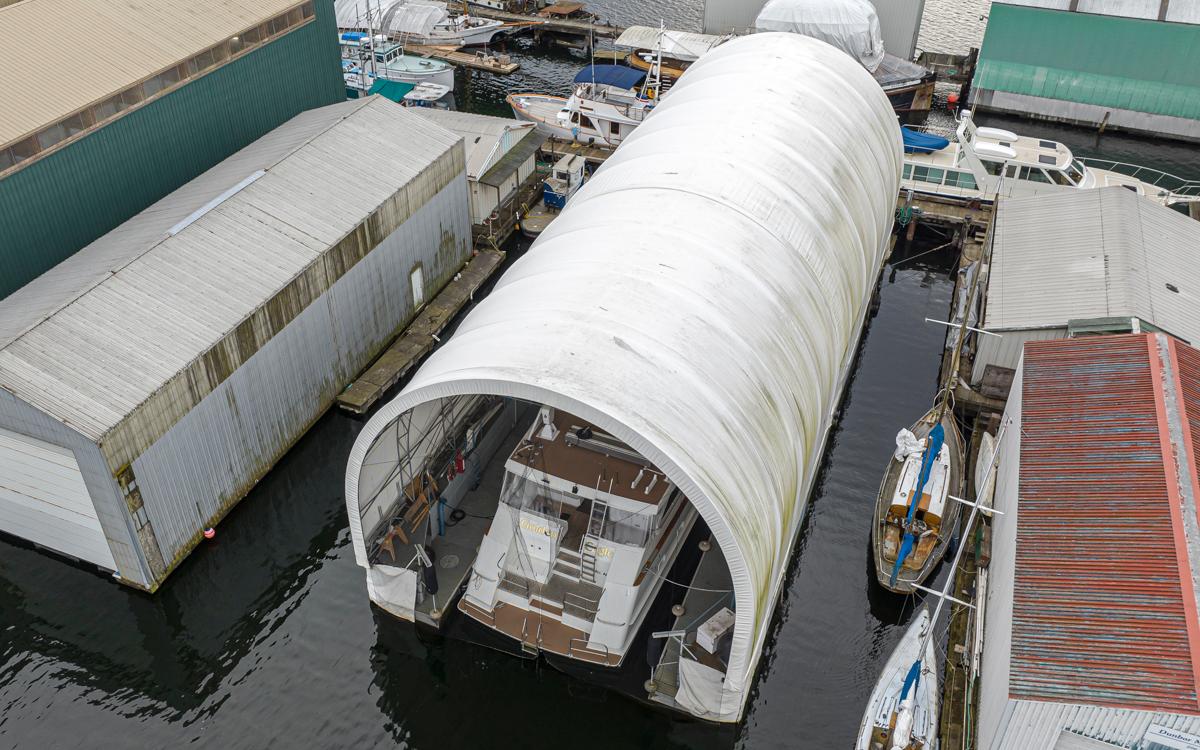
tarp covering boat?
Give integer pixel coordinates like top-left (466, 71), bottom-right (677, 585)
top-left (334, 0), bottom-right (444, 36)
top-left (613, 25), bottom-right (731, 61)
top-left (345, 32), bottom-right (901, 723)
top-left (572, 64), bottom-right (647, 90)
top-left (754, 0), bottom-right (885, 72)
top-left (901, 126), bottom-right (949, 153)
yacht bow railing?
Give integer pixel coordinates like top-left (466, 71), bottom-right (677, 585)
top-left (1079, 158), bottom-right (1200, 198)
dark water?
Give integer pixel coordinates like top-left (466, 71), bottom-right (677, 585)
top-left (4, 4), bottom-right (1200, 748)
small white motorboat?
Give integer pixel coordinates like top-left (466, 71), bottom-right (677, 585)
top-left (857, 608), bottom-right (939, 750)
top-left (507, 64), bottom-right (660, 147)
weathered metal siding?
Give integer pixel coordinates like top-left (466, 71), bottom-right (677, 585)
top-left (974, 4), bottom-right (1200, 123)
top-left (0, 389), bottom-right (147, 585)
top-left (130, 174), bottom-right (470, 583)
top-left (1012, 334), bottom-right (1200, 713)
top-left (974, 88), bottom-right (1200, 142)
top-left (978, 358), bottom-right (1023, 749)
top-left (0, 0), bottom-right (343, 301)
top-left (1178, 341), bottom-right (1200, 518)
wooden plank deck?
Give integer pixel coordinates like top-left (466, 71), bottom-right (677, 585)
top-left (541, 136), bottom-right (615, 165)
top-left (336, 248), bottom-right (505, 415)
top-left (469, 6), bottom-right (625, 38)
top-left (405, 44), bottom-right (520, 74)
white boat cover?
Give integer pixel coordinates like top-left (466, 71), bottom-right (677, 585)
top-left (613, 25), bottom-right (731, 61)
top-left (345, 32), bottom-right (901, 722)
top-left (334, 0), bottom-right (444, 36)
top-left (754, 0), bottom-right (885, 72)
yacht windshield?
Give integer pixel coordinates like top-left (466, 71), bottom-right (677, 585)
top-left (1068, 159), bottom-right (1086, 184)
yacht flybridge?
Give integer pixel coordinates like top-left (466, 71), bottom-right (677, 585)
top-left (458, 407), bottom-right (699, 667)
top-left (508, 64), bottom-right (661, 147)
top-left (901, 112), bottom-right (1200, 206)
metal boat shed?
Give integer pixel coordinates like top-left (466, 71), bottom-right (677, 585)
top-left (0, 96), bottom-right (470, 591)
top-left (972, 187), bottom-right (1200, 386)
top-left (411, 109), bottom-right (546, 229)
top-left (981, 333), bottom-right (1200, 748)
top-left (346, 33), bottom-right (902, 722)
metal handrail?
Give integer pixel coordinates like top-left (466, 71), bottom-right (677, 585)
top-left (568, 637), bottom-right (610, 660)
top-left (564, 591), bottom-right (600, 611)
top-left (1079, 157), bottom-right (1200, 195)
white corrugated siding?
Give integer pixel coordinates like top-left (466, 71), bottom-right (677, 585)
top-left (134, 177), bottom-right (469, 559)
top-left (0, 427), bottom-right (117, 570)
top-left (988, 700), bottom-right (1200, 749)
top-left (345, 32), bottom-right (901, 723)
top-left (985, 188), bottom-right (1200, 339)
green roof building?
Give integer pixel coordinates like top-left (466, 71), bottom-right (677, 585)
top-left (972, 1), bottom-right (1200, 142)
top-left (0, 0), bottom-right (344, 300)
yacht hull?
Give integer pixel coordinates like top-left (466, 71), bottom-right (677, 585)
top-left (508, 93), bottom-right (575, 139)
top-left (857, 608), bottom-right (940, 750)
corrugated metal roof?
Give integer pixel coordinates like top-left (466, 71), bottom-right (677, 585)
top-left (0, 96), bottom-right (461, 442)
top-left (990, 699), bottom-right (1200, 748)
top-left (0, 0), bottom-right (305, 145)
top-left (1012, 334), bottom-right (1200, 714)
top-left (976, 3), bottom-right (1200, 120)
top-left (411, 108), bottom-right (539, 179)
top-left (985, 187), bottom-right (1200, 340)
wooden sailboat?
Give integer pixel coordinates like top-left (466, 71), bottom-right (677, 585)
top-left (871, 404), bottom-right (963, 594)
top-left (859, 420), bottom-right (1008, 750)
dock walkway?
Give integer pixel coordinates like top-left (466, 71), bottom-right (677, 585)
top-left (336, 248), bottom-right (505, 415)
top-left (541, 137), bottom-right (615, 165)
top-left (406, 44), bottom-right (520, 74)
top-left (471, 7), bottom-right (625, 38)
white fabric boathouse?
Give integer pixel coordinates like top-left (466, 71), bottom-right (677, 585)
top-left (345, 33), bottom-right (901, 722)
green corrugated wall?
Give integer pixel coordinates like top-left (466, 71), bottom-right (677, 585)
top-left (975, 5), bottom-right (1200, 121)
top-left (0, 0), bottom-right (343, 301)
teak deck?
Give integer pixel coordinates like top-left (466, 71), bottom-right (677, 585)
top-left (459, 598), bottom-right (622, 666)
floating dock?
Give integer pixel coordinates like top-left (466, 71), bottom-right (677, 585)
top-left (470, 6), bottom-right (624, 39)
top-left (540, 136), bottom-right (615, 165)
top-left (336, 248), bottom-right (506, 415)
top-left (405, 44), bottom-right (520, 74)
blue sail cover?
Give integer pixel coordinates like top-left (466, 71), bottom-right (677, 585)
top-left (902, 127), bottom-right (949, 154)
top-left (574, 64), bottom-right (647, 90)
top-left (899, 659), bottom-right (922, 700)
top-left (891, 421), bottom-right (946, 585)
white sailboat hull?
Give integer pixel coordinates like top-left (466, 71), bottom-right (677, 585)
top-left (858, 608), bottom-right (939, 750)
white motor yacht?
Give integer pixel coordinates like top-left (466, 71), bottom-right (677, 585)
top-left (508, 64), bottom-right (660, 147)
top-left (458, 406), bottom-right (700, 667)
top-left (901, 112), bottom-right (1199, 206)
top-left (340, 34), bottom-right (456, 91)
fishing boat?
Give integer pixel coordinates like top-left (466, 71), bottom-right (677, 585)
top-left (457, 406), bottom-right (701, 668)
top-left (857, 608), bottom-right (939, 750)
top-left (900, 112), bottom-right (1200, 206)
top-left (507, 64), bottom-right (660, 146)
top-left (872, 406), bottom-right (963, 595)
top-left (339, 33), bottom-right (456, 91)
top-left (520, 153), bottom-right (587, 239)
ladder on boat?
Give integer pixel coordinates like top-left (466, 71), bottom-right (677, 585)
top-left (580, 499), bottom-right (608, 584)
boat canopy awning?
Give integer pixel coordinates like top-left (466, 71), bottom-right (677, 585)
top-left (573, 64), bottom-right (646, 90)
top-left (345, 33), bottom-right (901, 723)
top-left (478, 126), bottom-right (547, 188)
top-left (368, 79), bottom-right (416, 102)
top-left (613, 25), bottom-right (730, 60)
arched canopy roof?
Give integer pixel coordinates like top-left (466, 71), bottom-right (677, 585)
top-left (346, 32), bottom-right (901, 721)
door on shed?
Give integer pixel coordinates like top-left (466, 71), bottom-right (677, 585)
top-left (0, 427), bottom-right (117, 570)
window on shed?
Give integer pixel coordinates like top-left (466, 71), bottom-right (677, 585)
top-left (286, 7), bottom-right (303, 26)
top-left (411, 266), bottom-right (425, 308)
top-left (270, 13), bottom-right (289, 34)
top-left (0, 148), bottom-right (14, 171)
top-left (301, 1), bottom-right (315, 18)
top-left (242, 25), bottom-right (262, 45)
top-left (10, 136), bottom-right (38, 162)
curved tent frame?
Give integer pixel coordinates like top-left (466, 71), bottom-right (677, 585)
top-left (345, 32), bottom-right (901, 722)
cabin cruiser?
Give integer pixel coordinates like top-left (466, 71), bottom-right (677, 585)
top-left (901, 112), bottom-right (1198, 206)
top-left (508, 65), bottom-right (659, 147)
top-left (416, 11), bottom-right (505, 46)
top-left (340, 34), bottom-right (456, 91)
top-left (457, 407), bottom-right (699, 667)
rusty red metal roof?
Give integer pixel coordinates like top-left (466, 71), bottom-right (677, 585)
top-left (1013, 333), bottom-right (1200, 714)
